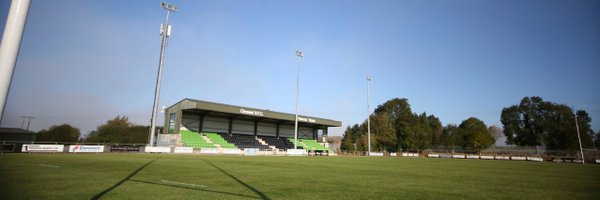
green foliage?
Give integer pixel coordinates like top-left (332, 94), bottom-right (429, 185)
top-left (85, 116), bottom-right (150, 144)
top-left (441, 124), bottom-right (459, 148)
top-left (36, 124), bottom-right (80, 142)
top-left (457, 117), bottom-right (494, 152)
top-left (501, 96), bottom-right (594, 149)
top-left (373, 98), bottom-right (441, 151)
top-left (340, 127), bottom-right (355, 151)
top-left (371, 113), bottom-right (396, 152)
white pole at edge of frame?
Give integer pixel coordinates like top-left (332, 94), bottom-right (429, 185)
top-left (0, 0), bottom-right (31, 123)
top-left (367, 76), bottom-right (371, 156)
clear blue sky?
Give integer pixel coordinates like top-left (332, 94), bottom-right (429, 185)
top-left (1, 0), bottom-right (599, 142)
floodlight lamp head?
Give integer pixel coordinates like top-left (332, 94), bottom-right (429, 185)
top-left (161, 2), bottom-right (179, 12)
top-left (296, 50), bottom-right (304, 58)
top-left (366, 76), bottom-right (371, 81)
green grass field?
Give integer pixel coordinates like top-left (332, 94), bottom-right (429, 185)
top-left (1, 154), bottom-right (598, 199)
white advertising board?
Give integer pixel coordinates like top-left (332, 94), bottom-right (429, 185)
top-left (466, 155), bottom-right (479, 159)
top-left (174, 147), bottom-right (193, 154)
top-left (527, 157), bottom-right (543, 162)
top-left (452, 155), bottom-right (465, 159)
top-left (511, 156), bottom-right (526, 161)
top-left (287, 149), bottom-right (307, 156)
top-left (200, 148), bottom-right (220, 154)
top-left (244, 148), bottom-right (260, 156)
top-left (223, 148), bottom-right (241, 155)
top-left (596, 159), bottom-right (600, 164)
top-left (495, 156), bottom-right (510, 160)
top-left (480, 156), bottom-right (494, 160)
top-left (427, 154), bottom-right (440, 158)
top-left (145, 146), bottom-right (171, 153)
top-left (390, 153), bottom-right (397, 156)
top-left (22, 144), bottom-right (64, 152)
top-left (369, 152), bottom-right (384, 156)
top-left (68, 145), bottom-right (104, 153)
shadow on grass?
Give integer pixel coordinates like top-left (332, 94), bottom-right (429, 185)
top-left (129, 179), bottom-right (263, 199)
top-left (91, 158), bottom-right (159, 200)
top-left (202, 158), bottom-right (271, 200)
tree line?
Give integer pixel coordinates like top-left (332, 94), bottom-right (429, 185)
top-left (34, 116), bottom-right (153, 144)
top-left (341, 97), bottom-right (599, 152)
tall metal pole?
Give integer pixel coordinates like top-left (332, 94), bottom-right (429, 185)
top-left (575, 114), bottom-right (585, 164)
top-left (150, 2), bottom-right (178, 147)
top-left (0, 0), bottom-right (31, 124)
top-left (294, 51), bottom-right (303, 150)
top-left (367, 76), bottom-right (371, 156)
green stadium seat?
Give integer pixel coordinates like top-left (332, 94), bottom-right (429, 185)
top-left (179, 130), bottom-right (215, 149)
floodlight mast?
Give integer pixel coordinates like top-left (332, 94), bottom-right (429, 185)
top-left (575, 114), bottom-right (585, 164)
top-left (366, 76), bottom-right (371, 156)
top-left (149, 2), bottom-right (178, 147)
top-left (294, 51), bottom-right (303, 150)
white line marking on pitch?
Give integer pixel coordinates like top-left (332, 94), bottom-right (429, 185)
top-left (161, 180), bottom-right (208, 188)
top-left (37, 164), bottom-right (60, 168)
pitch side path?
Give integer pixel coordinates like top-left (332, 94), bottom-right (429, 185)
top-left (1, 154), bottom-right (598, 199)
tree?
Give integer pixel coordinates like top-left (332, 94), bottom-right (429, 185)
top-left (501, 96), bottom-right (594, 150)
top-left (36, 124), bottom-right (80, 142)
top-left (86, 116), bottom-right (150, 143)
top-left (457, 117), bottom-right (494, 152)
top-left (374, 98), bottom-right (415, 150)
top-left (487, 125), bottom-right (503, 149)
top-left (371, 113), bottom-right (396, 152)
top-left (440, 124), bottom-right (459, 148)
top-left (341, 126), bottom-right (356, 151)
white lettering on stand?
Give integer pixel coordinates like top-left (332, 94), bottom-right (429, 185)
top-left (240, 108), bottom-right (264, 116)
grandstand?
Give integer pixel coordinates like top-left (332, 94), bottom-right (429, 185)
top-left (161, 99), bottom-right (341, 153)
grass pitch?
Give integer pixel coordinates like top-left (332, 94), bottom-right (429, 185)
top-left (1, 154), bottom-right (598, 199)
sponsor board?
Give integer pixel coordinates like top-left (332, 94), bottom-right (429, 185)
top-left (439, 154), bottom-right (452, 158)
top-left (200, 148), bottom-right (220, 154)
top-left (596, 159), bottom-right (600, 164)
top-left (145, 146), bottom-right (171, 153)
top-left (369, 152), bottom-right (384, 156)
top-left (452, 155), bottom-right (465, 159)
top-left (244, 148), bottom-right (260, 156)
top-left (110, 145), bottom-right (141, 152)
top-left (68, 145), bottom-right (104, 153)
top-left (480, 156), bottom-right (494, 160)
top-left (527, 157), bottom-right (543, 162)
top-left (402, 153), bottom-right (419, 157)
top-left (22, 144), bottom-right (64, 152)
top-left (0, 144), bottom-right (15, 152)
top-left (427, 154), bottom-right (440, 158)
top-left (390, 153), bottom-right (397, 156)
top-left (511, 156), bottom-right (526, 161)
top-left (495, 156), bottom-right (510, 160)
top-left (174, 147), bottom-right (193, 154)
top-left (466, 155), bottom-right (479, 159)
top-left (287, 149), bottom-right (307, 156)
top-left (223, 148), bottom-right (241, 155)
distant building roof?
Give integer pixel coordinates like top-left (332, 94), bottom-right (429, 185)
top-left (0, 127), bottom-right (35, 134)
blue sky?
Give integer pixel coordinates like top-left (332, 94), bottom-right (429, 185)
top-left (1, 0), bottom-right (599, 143)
